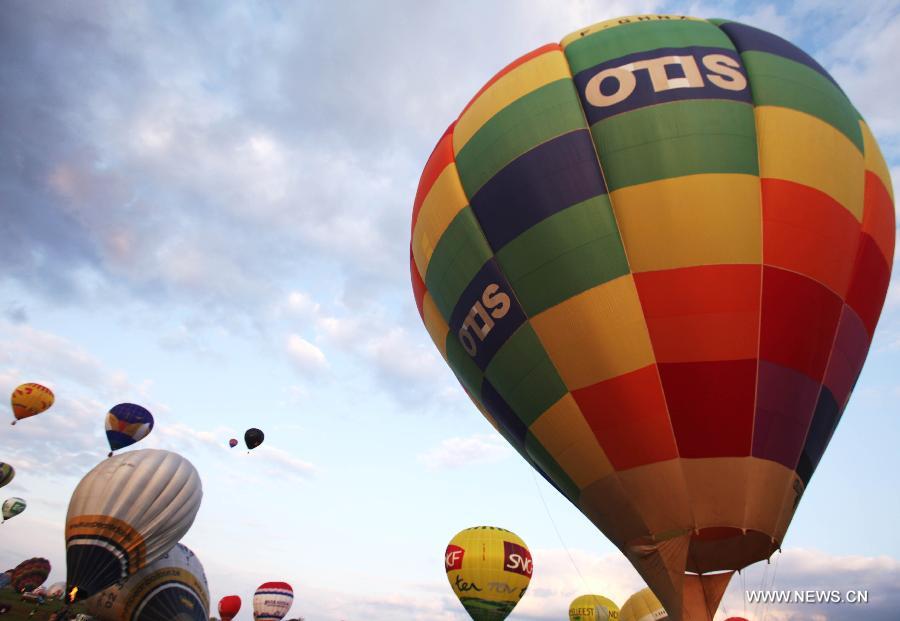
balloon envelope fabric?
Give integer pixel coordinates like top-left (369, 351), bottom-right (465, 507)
top-left (409, 14), bottom-right (894, 621)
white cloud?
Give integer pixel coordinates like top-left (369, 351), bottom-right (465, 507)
top-left (286, 334), bottom-right (328, 373)
top-left (418, 434), bottom-right (514, 470)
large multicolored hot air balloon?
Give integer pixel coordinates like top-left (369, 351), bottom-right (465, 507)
top-left (2, 497), bottom-right (26, 522)
top-left (0, 463), bottom-right (14, 488)
top-left (620, 588), bottom-right (667, 621)
top-left (410, 13), bottom-right (894, 621)
top-left (10, 382), bottom-right (54, 424)
top-left (218, 594), bottom-right (241, 621)
top-left (570, 594), bottom-right (620, 620)
top-left (11, 558), bottom-right (50, 593)
top-left (65, 449), bottom-right (203, 601)
top-left (253, 582), bottom-right (293, 620)
top-left (105, 403), bottom-right (155, 457)
top-left (85, 543), bottom-right (209, 621)
top-left (445, 526), bottom-right (533, 621)
top-left (245, 428), bottom-right (264, 451)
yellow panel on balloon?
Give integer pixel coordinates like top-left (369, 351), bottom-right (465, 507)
top-left (570, 593), bottom-right (621, 620)
top-left (445, 526), bottom-right (532, 621)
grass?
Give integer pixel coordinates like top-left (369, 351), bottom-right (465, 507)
top-left (0, 588), bottom-right (86, 621)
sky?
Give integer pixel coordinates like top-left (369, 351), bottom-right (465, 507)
top-left (0, 1), bottom-right (899, 620)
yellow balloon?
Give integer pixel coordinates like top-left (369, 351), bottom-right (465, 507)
top-left (10, 383), bottom-right (54, 424)
top-left (570, 594), bottom-right (620, 620)
top-left (620, 588), bottom-right (667, 621)
top-left (445, 526), bottom-right (532, 621)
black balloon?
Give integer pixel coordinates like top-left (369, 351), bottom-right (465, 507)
top-left (244, 428), bottom-right (264, 450)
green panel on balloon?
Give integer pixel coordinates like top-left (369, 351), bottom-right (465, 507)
top-left (565, 18), bottom-right (735, 74)
top-left (446, 334), bottom-right (485, 399)
top-left (424, 207), bottom-right (493, 319)
top-left (485, 323), bottom-right (567, 427)
top-left (740, 51), bottom-right (864, 151)
top-left (455, 79), bottom-right (587, 198)
top-left (592, 99), bottom-right (759, 190)
top-left (495, 195), bottom-right (629, 316)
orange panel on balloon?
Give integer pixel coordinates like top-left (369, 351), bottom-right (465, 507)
top-left (762, 178), bottom-right (861, 297)
top-left (862, 171), bottom-right (895, 264)
top-left (659, 359), bottom-right (757, 458)
top-left (572, 365), bottom-right (677, 470)
top-left (634, 265), bottom-right (760, 363)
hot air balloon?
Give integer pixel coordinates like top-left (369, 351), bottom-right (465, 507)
top-left (65, 449), bottom-right (203, 601)
top-left (724, 618), bottom-right (749, 621)
top-left (445, 526), bottom-right (532, 621)
top-left (105, 403), bottom-right (155, 457)
top-left (2, 497), bottom-right (26, 522)
top-left (245, 428), bottom-right (264, 451)
top-left (0, 463), bottom-right (14, 488)
top-left (410, 13), bottom-right (894, 621)
top-left (229, 438), bottom-right (238, 449)
top-left (10, 382), bottom-right (54, 424)
top-left (253, 582), bottom-right (293, 620)
top-left (85, 543), bottom-right (209, 621)
top-left (570, 594), bottom-right (620, 620)
top-left (47, 581), bottom-right (66, 599)
top-left (219, 595), bottom-right (241, 621)
top-left (11, 558), bottom-right (50, 593)
top-left (620, 589), bottom-right (667, 621)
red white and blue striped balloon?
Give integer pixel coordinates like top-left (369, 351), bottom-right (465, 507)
top-left (253, 581), bottom-right (293, 620)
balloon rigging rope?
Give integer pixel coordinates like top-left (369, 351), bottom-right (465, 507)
top-left (761, 550), bottom-right (781, 621)
top-left (530, 469), bottom-right (593, 595)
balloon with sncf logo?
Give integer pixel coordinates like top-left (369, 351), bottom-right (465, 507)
top-left (410, 13), bottom-right (895, 621)
top-left (445, 526), bottom-right (532, 620)
top-left (10, 382), bottom-right (54, 425)
top-left (253, 582), bottom-right (293, 620)
top-left (105, 403), bottom-right (154, 457)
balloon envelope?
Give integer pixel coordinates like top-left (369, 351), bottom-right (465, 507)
top-left (410, 13), bottom-right (894, 621)
top-left (10, 382), bottom-right (54, 423)
top-left (445, 526), bottom-right (532, 621)
top-left (228, 438), bottom-right (238, 448)
top-left (11, 557), bottom-right (50, 593)
top-left (85, 542), bottom-right (209, 621)
top-left (105, 403), bottom-right (154, 453)
top-left (570, 594), bottom-right (620, 620)
top-left (65, 449), bottom-right (203, 600)
top-left (0, 463), bottom-right (14, 488)
top-left (219, 594), bottom-right (241, 620)
top-left (620, 588), bottom-right (667, 621)
top-left (253, 581), bottom-right (293, 620)
top-left (245, 428), bottom-right (264, 450)
top-left (2, 497), bottom-right (26, 521)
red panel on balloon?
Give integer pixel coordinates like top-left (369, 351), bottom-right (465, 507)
top-left (410, 247), bottom-right (427, 319)
top-left (862, 170), bottom-right (895, 264)
top-left (822, 305), bottom-right (870, 409)
top-left (762, 178), bottom-right (860, 297)
top-left (759, 267), bottom-right (843, 382)
top-left (845, 234), bottom-right (891, 337)
top-left (573, 364), bottom-right (678, 470)
top-left (634, 264), bottom-right (760, 363)
top-left (658, 359), bottom-right (756, 458)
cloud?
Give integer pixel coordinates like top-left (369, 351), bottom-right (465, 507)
top-left (418, 434), bottom-right (514, 470)
top-left (286, 334), bottom-right (329, 374)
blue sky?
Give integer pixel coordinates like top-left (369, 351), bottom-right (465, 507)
top-left (0, 1), bottom-right (898, 620)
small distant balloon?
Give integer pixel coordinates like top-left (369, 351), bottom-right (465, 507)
top-left (219, 594), bottom-right (241, 621)
top-left (245, 428), bottom-right (264, 450)
top-left (2, 497), bottom-right (26, 522)
top-left (10, 383), bottom-right (54, 425)
top-left (11, 557), bottom-right (50, 593)
top-left (105, 403), bottom-right (154, 457)
top-left (229, 438), bottom-right (238, 449)
top-left (253, 582), bottom-right (293, 620)
top-left (0, 463), bottom-right (14, 488)
top-left (570, 594), bottom-right (620, 620)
